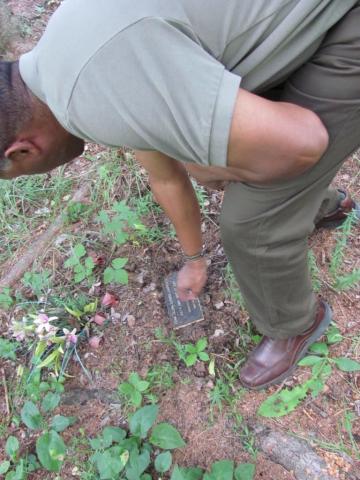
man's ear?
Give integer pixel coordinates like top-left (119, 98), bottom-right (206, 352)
top-left (5, 140), bottom-right (40, 160)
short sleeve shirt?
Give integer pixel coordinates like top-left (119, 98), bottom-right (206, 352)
top-left (19, 0), bottom-right (358, 167)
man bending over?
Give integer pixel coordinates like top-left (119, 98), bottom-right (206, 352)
top-left (0, 0), bottom-right (359, 389)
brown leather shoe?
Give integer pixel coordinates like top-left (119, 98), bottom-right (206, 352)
top-left (315, 189), bottom-right (360, 229)
top-left (239, 300), bottom-right (332, 390)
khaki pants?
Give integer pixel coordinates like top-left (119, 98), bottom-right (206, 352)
top-left (220, 6), bottom-right (360, 339)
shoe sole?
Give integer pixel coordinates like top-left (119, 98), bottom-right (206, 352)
top-left (319, 201), bottom-right (360, 229)
top-left (241, 302), bottom-right (333, 391)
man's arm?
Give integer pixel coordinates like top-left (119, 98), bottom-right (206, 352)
top-left (135, 150), bottom-right (207, 301)
top-left (226, 89), bottom-right (329, 183)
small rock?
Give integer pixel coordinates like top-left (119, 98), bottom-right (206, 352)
top-left (355, 400), bottom-right (360, 417)
top-left (206, 380), bottom-right (214, 389)
top-left (212, 329), bottom-right (224, 338)
top-left (127, 315), bottom-right (136, 328)
top-left (214, 301), bottom-right (224, 310)
top-left (143, 282), bottom-right (156, 294)
top-left (54, 234), bottom-right (69, 246)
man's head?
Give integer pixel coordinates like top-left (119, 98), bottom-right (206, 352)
top-left (0, 61), bottom-right (84, 179)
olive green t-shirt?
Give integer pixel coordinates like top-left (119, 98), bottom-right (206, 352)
top-left (19, 0), bottom-right (358, 167)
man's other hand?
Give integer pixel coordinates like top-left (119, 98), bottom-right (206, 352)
top-left (177, 257), bottom-right (208, 301)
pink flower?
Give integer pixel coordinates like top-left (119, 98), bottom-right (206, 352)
top-left (34, 314), bottom-right (58, 335)
top-left (63, 328), bottom-right (78, 346)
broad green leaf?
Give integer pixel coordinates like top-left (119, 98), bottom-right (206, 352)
top-left (0, 338), bottom-right (18, 360)
top-left (36, 431), bottom-right (66, 472)
top-left (94, 450), bottom-right (125, 479)
top-left (114, 269), bottom-right (128, 285)
top-left (306, 377), bottom-right (325, 398)
top-left (131, 390), bottom-right (142, 407)
top-left (21, 401), bottom-right (43, 430)
top-left (126, 450), bottom-right (150, 480)
top-left (112, 258), bottom-right (128, 269)
top-left (198, 352), bottom-right (210, 362)
top-left (51, 415), bottom-right (77, 432)
top-left (104, 267), bottom-right (115, 284)
top-left (333, 357), bottom-right (360, 372)
top-left (73, 244), bottom-right (86, 258)
top-left (258, 385), bottom-right (308, 417)
top-left (170, 465), bottom-right (203, 480)
top-left (155, 451), bottom-right (172, 473)
top-left (141, 475), bottom-right (152, 480)
top-left (6, 460), bottom-right (25, 480)
top-left (0, 461), bottom-right (10, 474)
top-left (41, 392), bottom-right (61, 412)
top-left (102, 426), bottom-right (127, 444)
top-left (298, 355), bottom-right (323, 367)
top-left (196, 338), bottom-right (207, 352)
top-left (119, 382), bottom-right (135, 396)
top-left (129, 405), bottom-right (159, 439)
top-left (203, 460), bottom-right (234, 480)
top-left (326, 325), bottom-right (343, 344)
top-left (309, 343), bottom-right (329, 356)
top-left (5, 436), bottom-right (19, 460)
top-left (185, 353), bottom-right (197, 367)
top-left (235, 463), bottom-right (256, 480)
top-left (150, 423), bottom-right (186, 450)
top-left (185, 344), bottom-right (197, 354)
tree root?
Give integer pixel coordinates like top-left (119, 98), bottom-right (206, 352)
top-left (251, 423), bottom-right (357, 480)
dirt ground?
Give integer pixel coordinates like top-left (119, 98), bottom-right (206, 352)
top-left (0, 1), bottom-right (359, 479)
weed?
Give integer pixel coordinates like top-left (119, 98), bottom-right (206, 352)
top-left (146, 362), bottom-right (175, 393)
top-left (224, 264), bottom-right (246, 310)
top-left (329, 211), bottom-right (360, 291)
top-left (155, 328), bottom-right (210, 368)
top-left (258, 337), bottom-right (360, 417)
top-left (64, 243), bottom-right (95, 284)
top-left (21, 270), bottom-right (51, 298)
top-left (308, 249), bottom-right (322, 292)
top-left (103, 258), bottom-right (128, 285)
top-left (118, 372), bottom-right (151, 408)
top-left (0, 288), bottom-right (14, 310)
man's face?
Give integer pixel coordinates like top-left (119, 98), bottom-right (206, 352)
top-left (0, 131), bottom-right (84, 179)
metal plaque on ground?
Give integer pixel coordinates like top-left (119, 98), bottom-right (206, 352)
top-left (163, 272), bottom-right (204, 329)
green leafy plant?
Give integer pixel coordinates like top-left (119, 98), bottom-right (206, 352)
top-left (0, 287), bottom-right (14, 309)
top-left (21, 270), bottom-right (51, 298)
top-left (329, 211), bottom-right (360, 291)
top-left (0, 434), bottom-right (39, 480)
top-left (155, 329), bottom-right (209, 368)
top-left (66, 201), bottom-right (93, 224)
top-left (179, 338), bottom-right (210, 367)
top-left (118, 373), bottom-right (150, 408)
top-left (104, 257), bottom-right (128, 285)
top-left (89, 404), bottom-right (184, 479)
top-left (64, 243), bottom-right (95, 284)
top-left (0, 338), bottom-right (19, 360)
top-left (98, 201), bottom-right (145, 246)
top-left (258, 336), bottom-right (360, 417)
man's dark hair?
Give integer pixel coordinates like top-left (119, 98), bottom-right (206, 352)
top-left (0, 61), bottom-right (31, 173)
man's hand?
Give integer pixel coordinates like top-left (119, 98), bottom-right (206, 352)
top-left (176, 257), bottom-right (208, 301)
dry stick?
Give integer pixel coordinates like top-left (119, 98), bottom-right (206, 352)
top-left (0, 183), bottom-right (90, 290)
top-left (1, 367), bottom-right (10, 418)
